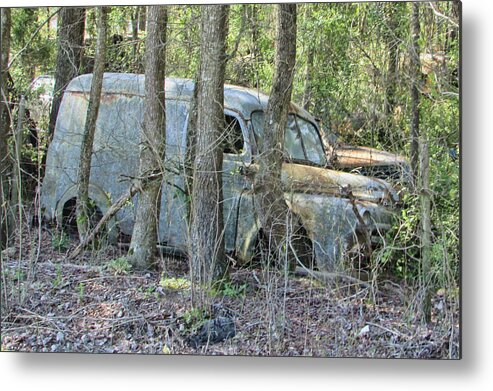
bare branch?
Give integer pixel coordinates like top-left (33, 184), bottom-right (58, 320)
top-left (428, 2), bottom-right (459, 28)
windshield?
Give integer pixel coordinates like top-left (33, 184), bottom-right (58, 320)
top-left (251, 111), bottom-right (327, 166)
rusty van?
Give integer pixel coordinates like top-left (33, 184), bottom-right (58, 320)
top-left (41, 73), bottom-right (407, 272)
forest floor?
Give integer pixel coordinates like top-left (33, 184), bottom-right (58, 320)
top-left (1, 226), bottom-right (460, 358)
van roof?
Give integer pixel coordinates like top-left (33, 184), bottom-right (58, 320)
top-left (66, 72), bottom-right (316, 122)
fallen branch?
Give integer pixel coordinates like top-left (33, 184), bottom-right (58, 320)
top-left (68, 181), bottom-right (142, 259)
top-left (294, 266), bottom-right (371, 288)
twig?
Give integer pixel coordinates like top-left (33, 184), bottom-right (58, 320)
top-left (366, 321), bottom-right (408, 339)
top-left (428, 2), bottom-right (459, 28)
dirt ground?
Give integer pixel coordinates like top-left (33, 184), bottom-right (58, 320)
top-left (1, 227), bottom-right (460, 358)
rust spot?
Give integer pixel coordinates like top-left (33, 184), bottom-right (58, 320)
top-left (68, 91), bottom-right (137, 105)
top-left (100, 93), bottom-right (120, 105)
top-left (334, 145), bottom-right (407, 169)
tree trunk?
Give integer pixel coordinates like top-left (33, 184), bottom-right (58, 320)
top-left (11, 95), bottom-right (26, 212)
top-left (184, 66), bottom-right (200, 224)
top-left (190, 5), bottom-right (229, 286)
top-left (420, 139), bottom-right (432, 324)
top-left (254, 4), bottom-right (297, 263)
top-left (409, 2), bottom-right (432, 323)
top-left (127, 6), bottom-right (167, 269)
top-left (75, 7), bottom-right (108, 243)
top-left (139, 6), bottom-right (147, 33)
top-left (131, 6), bottom-right (139, 57)
top-left (382, 3), bottom-right (400, 146)
top-left (302, 46), bottom-right (314, 111)
top-left (48, 7), bottom-right (85, 137)
top-left (409, 2), bottom-right (421, 184)
top-left (301, 6), bottom-right (314, 111)
top-left (0, 8), bottom-right (11, 251)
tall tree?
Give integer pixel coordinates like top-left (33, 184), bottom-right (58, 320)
top-left (184, 65), bottom-right (200, 223)
top-left (301, 5), bottom-right (315, 111)
top-left (190, 5), bottom-right (229, 286)
top-left (382, 3), bottom-right (401, 146)
top-left (410, 2), bottom-right (432, 324)
top-left (420, 137), bottom-right (432, 324)
top-left (48, 7), bottom-right (85, 137)
top-left (409, 2), bottom-right (421, 183)
top-left (130, 6), bottom-right (139, 57)
top-left (0, 8), bottom-right (12, 251)
top-left (254, 4), bottom-right (297, 262)
top-left (75, 7), bottom-right (108, 242)
top-left (127, 6), bottom-right (167, 269)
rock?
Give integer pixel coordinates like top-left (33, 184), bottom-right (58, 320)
top-left (358, 325), bottom-right (370, 337)
top-left (147, 323), bottom-right (154, 338)
top-left (187, 316), bottom-right (236, 348)
top-left (56, 331), bottom-right (65, 342)
top-left (42, 336), bottom-right (52, 346)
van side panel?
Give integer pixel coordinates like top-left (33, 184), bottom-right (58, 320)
top-left (158, 100), bottom-right (189, 249)
top-left (41, 89), bottom-right (144, 230)
top-left (41, 92), bottom-right (90, 219)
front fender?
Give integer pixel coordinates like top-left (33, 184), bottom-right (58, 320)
top-left (286, 193), bottom-right (394, 272)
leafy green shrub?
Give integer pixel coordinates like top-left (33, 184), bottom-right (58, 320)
top-left (209, 281), bottom-right (248, 298)
top-left (160, 276), bottom-right (191, 290)
top-left (51, 231), bottom-right (69, 252)
top-left (106, 257), bottom-right (132, 275)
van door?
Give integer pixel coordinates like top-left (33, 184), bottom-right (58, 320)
top-left (221, 109), bottom-right (253, 255)
top-left (158, 105), bottom-right (252, 255)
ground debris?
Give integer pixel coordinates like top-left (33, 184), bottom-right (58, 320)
top-left (1, 229), bottom-right (459, 358)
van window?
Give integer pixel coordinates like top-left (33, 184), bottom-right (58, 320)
top-left (251, 111), bottom-right (327, 166)
top-left (223, 114), bottom-right (244, 154)
top-left (284, 115), bottom-right (306, 161)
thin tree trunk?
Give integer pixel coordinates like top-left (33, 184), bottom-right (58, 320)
top-left (75, 6), bottom-right (108, 243)
top-left (131, 6), bottom-right (139, 57)
top-left (420, 139), bottom-right (432, 324)
top-left (301, 6), bottom-right (314, 111)
top-left (11, 95), bottom-right (25, 212)
top-left (48, 7), bottom-right (85, 137)
top-left (382, 3), bottom-right (400, 146)
top-left (410, 2), bottom-right (432, 323)
top-left (190, 5), bottom-right (229, 286)
top-left (254, 4), bottom-right (297, 263)
top-left (410, 2), bottom-right (421, 184)
top-left (302, 46), bottom-right (314, 111)
top-left (184, 66), bottom-right (200, 224)
top-left (127, 6), bottom-right (167, 269)
top-left (139, 6), bottom-right (147, 33)
top-left (0, 8), bottom-right (12, 251)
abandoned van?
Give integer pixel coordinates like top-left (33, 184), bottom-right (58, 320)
top-left (41, 73), bottom-right (401, 272)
